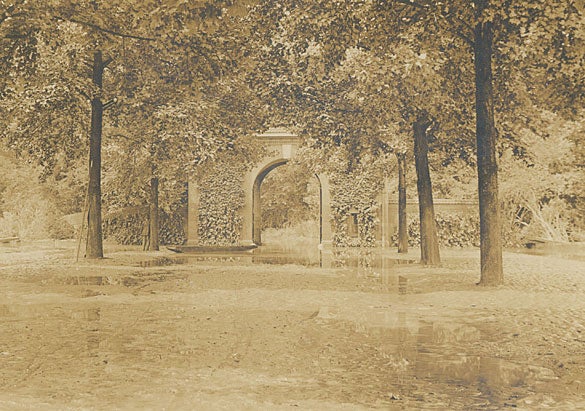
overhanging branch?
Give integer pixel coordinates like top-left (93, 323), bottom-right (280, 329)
top-left (392, 0), bottom-right (475, 48)
top-left (101, 57), bottom-right (114, 69)
top-left (64, 17), bottom-right (157, 42)
top-left (439, 12), bottom-right (475, 48)
top-left (0, 1), bottom-right (24, 25)
top-left (393, 0), bottom-right (429, 9)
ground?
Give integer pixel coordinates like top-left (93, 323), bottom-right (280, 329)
top-left (1, 241), bottom-right (585, 410)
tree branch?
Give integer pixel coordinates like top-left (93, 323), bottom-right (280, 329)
top-left (448, 26), bottom-right (474, 48)
top-left (103, 98), bottom-right (117, 110)
top-left (101, 57), bottom-right (114, 69)
top-left (393, 0), bottom-right (429, 10)
top-left (0, 1), bottom-right (24, 25)
top-left (392, 0), bottom-right (475, 47)
top-left (3, 33), bottom-right (27, 39)
top-left (439, 12), bottom-right (475, 48)
top-left (64, 17), bottom-right (157, 42)
top-left (77, 87), bottom-right (91, 101)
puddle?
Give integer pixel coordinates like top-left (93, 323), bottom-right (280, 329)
top-left (128, 246), bottom-right (418, 294)
top-left (358, 315), bottom-right (557, 405)
top-left (60, 276), bottom-right (109, 286)
top-left (165, 246), bottom-right (416, 270)
top-left (398, 276), bottom-right (408, 295)
top-left (137, 256), bottom-right (189, 267)
top-left (251, 253), bottom-right (322, 267)
top-left (53, 271), bottom-right (176, 288)
top-left (253, 245), bottom-right (416, 269)
top-left (0, 304), bottom-right (102, 322)
top-left (412, 353), bottom-right (557, 403)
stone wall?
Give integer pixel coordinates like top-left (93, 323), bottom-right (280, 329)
top-left (381, 199), bottom-right (478, 247)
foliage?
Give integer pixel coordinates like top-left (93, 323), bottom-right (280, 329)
top-left (1, 21), bottom-right (93, 174)
top-left (328, 151), bottom-right (391, 247)
top-left (47, 215), bottom-right (76, 240)
top-left (500, 112), bottom-right (585, 242)
top-left (196, 156), bottom-right (248, 246)
top-left (103, 207), bottom-right (185, 246)
top-left (95, 4), bottom-right (268, 238)
top-left (392, 213), bottom-right (480, 249)
top-left (427, 154), bottom-right (477, 200)
top-left (260, 162), bottom-right (319, 230)
top-left (0, 151), bottom-right (73, 240)
top-left (248, 0), bottom-right (474, 167)
top-left (1, 1), bottom-right (267, 250)
top-left (248, 0), bottom-right (582, 180)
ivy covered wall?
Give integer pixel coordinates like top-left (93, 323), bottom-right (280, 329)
top-left (103, 207), bottom-right (186, 246)
top-left (192, 147), bottom-right (396, 248)
top-left (329, 155), bottom-right (390, 247)
top-left (196, 160), bottom-right (247, 246)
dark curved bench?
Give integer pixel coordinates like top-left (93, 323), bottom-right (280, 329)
top-left (0, 236), bottom-right (20, 245)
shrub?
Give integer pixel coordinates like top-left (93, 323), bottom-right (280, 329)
top-left (392, 213), bottom-right (480, 248)
top-left (103, 208), bottom-right (186, 246)
top-left (48, 216), bottom-right (75, 240)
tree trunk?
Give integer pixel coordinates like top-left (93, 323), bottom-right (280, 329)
top-left (253, 176), bottom-right (262, 245)
top-left (396, 152), bottom-right (408, 253)
top-left (413, 116), bottom-right (440, 265)
top-left (474, 3), bottom-right (503, 285)
top-left (149, 176), bottom-right (160, 251)
top-left (86, 51), bottom-right (105, 259)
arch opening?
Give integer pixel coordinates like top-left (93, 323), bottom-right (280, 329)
top-left (252, 160), bottom-right (322, 246)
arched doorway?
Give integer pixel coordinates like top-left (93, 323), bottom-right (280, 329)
top-left (252, 159), bottom-right (288, 245)
top-left (242, 158), bottom-right (332, 247)
top-left (252, 160), bottom-right (326, 246)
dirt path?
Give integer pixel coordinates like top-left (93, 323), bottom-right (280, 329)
top-left (1, 243), bottom-right (585, 410)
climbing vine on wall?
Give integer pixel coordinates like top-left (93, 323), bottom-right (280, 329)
top-left (329, 153), bottom-right (393, 247)
top-left (197, 158), bottom-right (248, 246)
top-left (103, 207), bottom-right (186, 246)
top-left (390, 213), bottom-right (480, 248)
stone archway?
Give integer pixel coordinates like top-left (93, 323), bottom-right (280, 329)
top-left (245, 159), bottom-right (332, 246)
top-left (240, 128), bottom-right (332, 247)
top-left (186, 128), bottom-right (332, 248)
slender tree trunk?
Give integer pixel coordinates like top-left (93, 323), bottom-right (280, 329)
top-left (86, 51), bottom-right (105, 259)
top-left (149, 177), bottom-right (160, 251)
top-left (413, 116), bottom-right (440, 265)
top-left (396, 152), bottom-right (408, 253)
top-left (253, 176), bottom-right (262, 245)
top-left (474, 2), bottom-right (503, 285)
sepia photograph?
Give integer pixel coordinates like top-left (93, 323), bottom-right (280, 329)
top-left (0, 0), bottom-right (584, 409)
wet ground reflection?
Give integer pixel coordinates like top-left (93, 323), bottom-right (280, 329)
top-left (254, 245), bottom-right (416, 269)
top-left (151, 245), bottom-right (416, 271)
top-left (137, 246), bottom-right (417, 294)
top-left (1, 296), bottom-right (555, 408)
top-left (3, 242), bottom-right (583, 408)
top-left (61, 275), bottom-right (108, 285)
top-left (359, 315), bottom-right (556, 405)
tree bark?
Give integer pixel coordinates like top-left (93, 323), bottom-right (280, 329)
top-left (396, 152), bottom-right (408, 253)
top-left (413, 116), bottom-right (440, 265)
top-left (86, 51), bottom-right (105, 259)
top-left (253, 177), bottom-right (262, 245)
top-left (474, 3), bottom-right (503, 285)
top-left (149, 177), bottom-right (160, 251)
